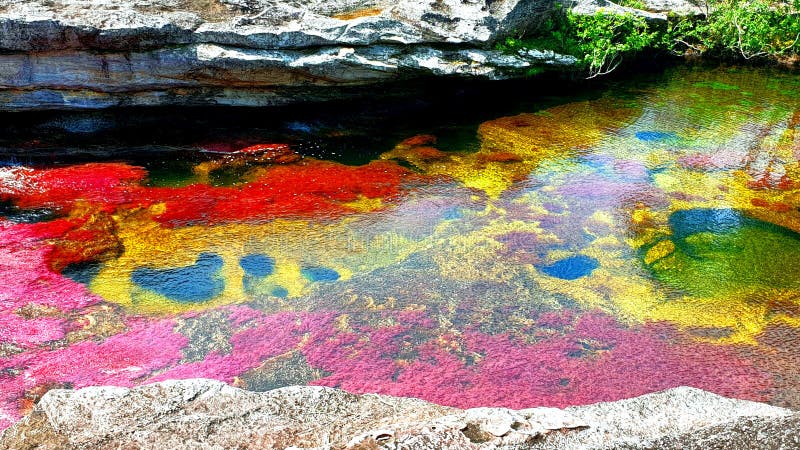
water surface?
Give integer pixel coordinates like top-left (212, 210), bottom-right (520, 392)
top-left (2, 66), bottom-right (800, 428)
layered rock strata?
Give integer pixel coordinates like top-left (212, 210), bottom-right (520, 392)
top-left (1, 379), bottom-right (798, 449)
top-left (0, 0), bottom-right (577, 110)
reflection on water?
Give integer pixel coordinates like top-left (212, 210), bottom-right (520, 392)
top-left (2, 66), bottom-right (800, 428)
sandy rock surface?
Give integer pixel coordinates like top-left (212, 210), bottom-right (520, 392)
top-left (1, 380), bottom-right (798, 449)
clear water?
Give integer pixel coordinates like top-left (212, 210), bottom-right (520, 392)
top-left (2, 66), bottom-right (800, 428)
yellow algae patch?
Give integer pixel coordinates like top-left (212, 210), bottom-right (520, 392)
top-left (382, 99), bottom-right (639, 198)
top-left (644, 239), bottom-right (675, 265)
top-left (431, 232), bottom-right (507, 281)
top-left (430, 218), bottom-right (548, 281)
top-left (90, 211), bottom-right (396, 314)
top-left (608, 279), bottom-right (770, 344)
top-left (644, 294), bottom-right (769, 345)
top-left (651, 170), bottom-right (730, 203)
top-left (341, 195), bottom-right (385, 212)
top-left (478, 102), bottom-right (618, 157)
top-left (530, 254), bottom-right (774, 344)
top-left (724, 170), bottom-right (800, 234)
top-left (534, 267), bottom-right (611, 311)
top-left (334, 314), bottom-right (352, 332)
top-left (630, 206), bottom-right (659, 228)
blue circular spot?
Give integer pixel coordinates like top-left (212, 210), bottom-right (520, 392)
top-left (271, 286), bottom-right (289, 298)
top-left (540, 255), bottom-right (599, 280)
top-left (301, 266), bottom-right (340, 282)
top-left (635, 131), bottom-right (678, 142)
top-left (239, 254), bottom-right (275, 277)
top-left (131, 252), bottom-right (224, 303)
top-left (442, 207), bottom-right (463, 220)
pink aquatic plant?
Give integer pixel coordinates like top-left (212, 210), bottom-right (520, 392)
top-left (0, 220), bottom-right (102, 354)
top-left (303, 310), bottom-right (771, 409)
top-left (0, 320), bottom-right (187, 427)
top-left (0, 315), bottom-right (66, 349)
top-left (149, 310), bottom-right (334, 383)
top-left (0, 221), bottom-right (101, 311)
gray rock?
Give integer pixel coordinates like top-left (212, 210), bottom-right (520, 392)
top-left (641, 0), bottom-right (707, 15)
top-left (0, 0), bottom-right (574, 110)
top-left (0, 0), bottom-right (548, 51)
top-left (0, 1), bottom-right (203, 52)
top-left (0, 0), bottom-right (714, 110)
top-left (570, 0), bottom-right (668, 21)
top-left (538, 386), bottom-right (797, 449)
top-left (1, 380), bottom-right (798, 449)
top-left (569, 0), bottom-right (705, 20)
top-left (0, 42), bottom-right (573, 110)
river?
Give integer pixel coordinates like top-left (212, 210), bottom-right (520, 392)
top-left (1, 65), bottom-right (799, 428)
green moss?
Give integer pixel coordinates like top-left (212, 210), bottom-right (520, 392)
top-left (692, 81), bottom-right (739, 90)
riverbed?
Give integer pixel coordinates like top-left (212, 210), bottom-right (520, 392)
top-left (1, 65), bottom-right (799, 428)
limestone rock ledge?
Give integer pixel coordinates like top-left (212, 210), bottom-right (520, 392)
top-left (1, 379), bottom-right (798, 449)
top-left (0, 0), bottom-right (578, 110)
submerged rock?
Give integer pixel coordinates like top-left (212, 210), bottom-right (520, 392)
top-left (0, 0), bottom-right (576, 110)
top-left (0, 380), bottom-right (797, 449)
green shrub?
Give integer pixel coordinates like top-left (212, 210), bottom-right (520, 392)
top-left (569, 11), bottom-right (658, 78)
top-left (497, 0), bottom-right (800, 78)
top-left (496, 3), bottom-right (658, 78)
top-left (670, 0), bottom-right (800, 60)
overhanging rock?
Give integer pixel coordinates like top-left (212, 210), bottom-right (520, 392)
top-left (0, 0), bottom-right (576, 110)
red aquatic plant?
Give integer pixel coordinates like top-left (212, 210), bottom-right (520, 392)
top-left (0, 164), bottom-right (146, 211)
top-left (44, 211), bottom-right (121, 272)
top-left (1, 159), bottom-right (414, 227)
top-left (146, 160), bottom-right (413, 226)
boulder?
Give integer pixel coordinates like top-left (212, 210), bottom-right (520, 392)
top-left (569, 0), bottom-right (667, 21)
top-left (641, 0), bottom-right (707, 15)
top-left (1, 380), bottom-right (798, 449)
top-left (0, 0), bottom-right (553, 51)
top-left (570, 0), bottom-right (705, 20)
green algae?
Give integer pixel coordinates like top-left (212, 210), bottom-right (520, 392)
top-left (645, 210), bottom-right (800, 298)
top-left (692, 81), bottom-right (740, 91)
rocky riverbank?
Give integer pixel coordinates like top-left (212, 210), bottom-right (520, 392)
top-left (1, 379), bottom-right (798, 449)
top-left (0, 0), bottom-right (582, 110)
